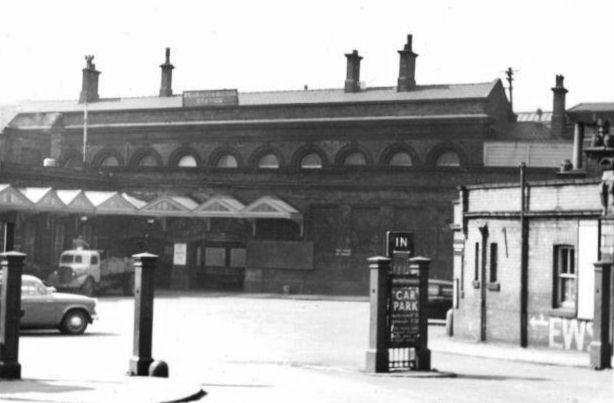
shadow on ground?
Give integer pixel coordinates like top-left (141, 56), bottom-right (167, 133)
top-left (454, 373), bottom-right (548, 381)
top-left (20, 331), bottom-right (119, 337)
top-left (0, 378), bottom-right (94, 395)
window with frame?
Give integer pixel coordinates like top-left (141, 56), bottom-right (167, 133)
top-left (258, 154), bottom-right (280, 169)
top-left (177, 155), bottom-right (198, 167)
top-left (553, 245), bottom-right (576, 309)
top-left (343, 152), bottom-right (366, 166)
top-left (100, 156), bottom-right (120, 167)
top-left (489, 243), bottom-right (498, 283)
top-left (137, 154), bottom-right (158, 167)
top-left (435, 151), bottom-right (460, 167)
top-left (389, 152), bottom-right (413, 167)
top-left (217, 154), bottom-right (238, 168)
top-left (300, 153), bottom-right (322, 169)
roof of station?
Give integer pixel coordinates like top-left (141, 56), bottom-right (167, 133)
top-left (0, 185), bottom-right (301, 220)
top-left (11, 81), bottom-right (499, 114)
top-left (567, 103), bottom-right (614, 122)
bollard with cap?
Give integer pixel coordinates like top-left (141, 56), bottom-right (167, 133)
top-left (128, 252), bottom-right (161, 376)
top-left (365, 256), bottom-right (391, 373)
top-left (589, 261), bottom-right (612, 369)
top-left (0, 251), bottom-right (26, 379)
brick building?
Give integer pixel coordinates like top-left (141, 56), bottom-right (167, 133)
top-left (0, 35), bottom-right (570, 294)
top-left (451, 105), bottom-right (614, 355)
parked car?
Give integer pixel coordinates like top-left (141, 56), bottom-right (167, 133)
top-left (0, 274), bottom-right (97, 335)
top-left (426, 279), bottom-right (453, 319)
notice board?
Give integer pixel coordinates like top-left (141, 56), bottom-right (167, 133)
top-left (389, 276), bottom-right (421, 346)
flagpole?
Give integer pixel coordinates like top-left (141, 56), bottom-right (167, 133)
top-left (82, 101), bottom-right (88, 166)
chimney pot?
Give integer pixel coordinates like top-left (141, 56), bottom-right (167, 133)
top-left (79, 55), bottom-right (100, 103)
top-left (404, 34), bottom-right (413, 51)
top-left (344, 50), bottom-right (363, 93)
top-left (551, 74), bottom-right (569, 138)
top-left (397, 33), bottom-right (418, 92)
top-left (159, 47), bottom-right (175, 97)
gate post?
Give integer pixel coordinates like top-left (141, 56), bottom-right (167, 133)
top-left (589, 261), bottom-right (612, 369)
top-left (409, 256), bottom-right (431, 371)
top-left (365, 256), bottom-right (391, 373)
top-left (0, 251), bottom-right (26, 379)
top-left (128, 252), bottom-right (159, 376)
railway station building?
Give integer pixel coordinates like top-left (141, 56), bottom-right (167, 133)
top-left (0, 35), bottom-right (572, 294)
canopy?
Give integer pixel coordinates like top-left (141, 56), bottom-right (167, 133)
top-left (0, 185), bottom-right (301, 221)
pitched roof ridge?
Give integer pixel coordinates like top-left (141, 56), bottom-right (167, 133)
top-left (240, 87), bottom-right (345, 95)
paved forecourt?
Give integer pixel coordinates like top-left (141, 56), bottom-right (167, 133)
top-left (2, 292), bottom-right (611, 403)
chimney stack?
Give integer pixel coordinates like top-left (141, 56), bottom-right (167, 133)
top-left (159, 48), bottom-right (174, 97)
top-left (79, 55), bottom-right (100, 103)
top-left (551, 74), bottom-right (568, 138)
top-left (344, 50), bottom-right (362, 93)
top-left (397, 34), bottom-right (418, 92)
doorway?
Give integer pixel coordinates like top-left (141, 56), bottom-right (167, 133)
top-left (192, 241), bottom-right (246, 290)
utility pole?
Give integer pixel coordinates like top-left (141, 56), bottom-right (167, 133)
top-left (505, 67), bottom-right (514, 112)
top-left (82, 101), bottom-right (88, 166)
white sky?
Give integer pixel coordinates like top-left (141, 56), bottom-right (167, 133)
top-left (0, 0), bottom-right (612, 112)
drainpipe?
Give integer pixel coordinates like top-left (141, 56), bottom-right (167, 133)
top-left (519, 163), bottom-right (528, 347)
top-left (479, 224), bottom-right (489, 342)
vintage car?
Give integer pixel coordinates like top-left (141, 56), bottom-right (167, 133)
top-left (426, 279), bottom-right (453, 319)
top-left (0, 274), bottom-right (97, 335)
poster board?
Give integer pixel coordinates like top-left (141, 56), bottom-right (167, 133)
top-left (173, 243), bottom-right (187, 266)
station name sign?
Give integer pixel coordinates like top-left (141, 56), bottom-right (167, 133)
top-left (182, 89), bottom-right (239, 107)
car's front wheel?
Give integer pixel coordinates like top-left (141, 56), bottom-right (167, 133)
top-left (60, 309), bottom-right (88, 335)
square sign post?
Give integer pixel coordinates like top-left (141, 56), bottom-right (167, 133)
top-left (0, 251), bottom-right (26, 379)
top-left (386, 256), bottom-right (431, 371)
top-left (367, 232), bottom-right (431, 372)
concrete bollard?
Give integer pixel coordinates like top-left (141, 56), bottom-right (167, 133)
top-left (445, 309), bottom-right (454, 337)
top-left (365, 256), bottom-right (391, 373)
top-left (0, 251), bottom-right (26, 379)
top-left (128, 252), bottom-right (162, 376)
top-left (149, 360), bottom-right (169, 378)
top-left (589, 261), bottom-right (612, 369)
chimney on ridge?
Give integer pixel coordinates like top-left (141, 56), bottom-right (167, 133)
top-left (159, 48), bottom-right (174, 97)
top-left (551, 74), bottom-right (568, 138)
top-left (344, 50), bottom-right (362, 93)
top-left (397, 34), bottom-right (418, 92)
top-left (79, 55), bottom-right (100, 103)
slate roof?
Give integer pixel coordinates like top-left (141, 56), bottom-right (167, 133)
top-left (504, 122), bottom-right (554, 141)
top-left (567, 103), bottom-right (614, 122)
top-left (568, 103), bottom-right (614, 113)
top-left (12, 81), bottom-right (498, 114)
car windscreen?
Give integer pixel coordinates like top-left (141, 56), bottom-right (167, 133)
top-left (60, 254), bottom-right (74, 263)
top-left (60, 254), bottom-right (83, 263)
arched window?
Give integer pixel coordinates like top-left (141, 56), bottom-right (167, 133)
top-left (217, 154), bottom-right (238, 168)
top-left (436, 151), bottom-right (460, 167)
top-left (138, 155), bottom-right (159, 167)
top-left (177, 155), bottom-right (198, 167)
top-left (100, 156), bottom-right (120, 167)
top-left (258, 154), bottom-right (279, 169)
top-left (64, 157), bottom-right (82, 168)
top-left (389, 152), bottom-right (413, 166)
top-left (300, 153), bottom-right (322, 169)
top-left (344, 152), bottom-right (367, 166)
